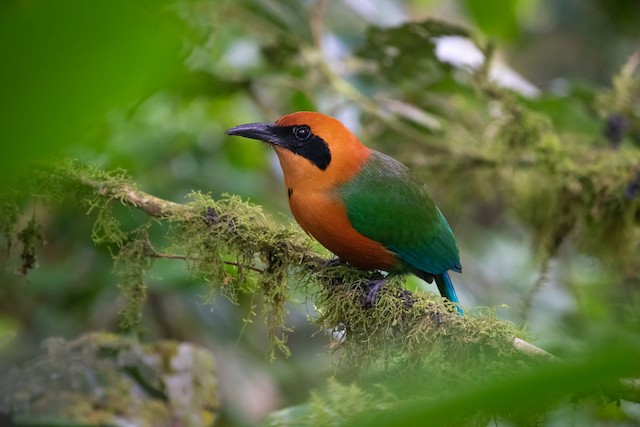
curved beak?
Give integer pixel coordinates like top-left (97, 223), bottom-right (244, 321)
top-left (225, 122), bottom-right (279, 145)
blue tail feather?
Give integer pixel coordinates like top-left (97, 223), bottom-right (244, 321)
top-left (435, 271), bottom-right (463, 316)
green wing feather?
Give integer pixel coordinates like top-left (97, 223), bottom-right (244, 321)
top-left (337, 150), bottom-right (461, 275)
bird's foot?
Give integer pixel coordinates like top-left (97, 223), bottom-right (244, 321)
top-left (322, 257), bottom-right (346, 269)
top-left (203, 206), bottom-right (219, 224)
top-left (361, 277), bottom-right (387, 308)
top-left (399, 289), bottom-right (415, 307)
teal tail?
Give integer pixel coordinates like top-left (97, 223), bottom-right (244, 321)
top-left (435, 271), bottom-right (464, 316)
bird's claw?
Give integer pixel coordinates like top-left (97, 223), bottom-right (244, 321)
top-left (322, 257), bottom-right (345, 269)
top-left (361, 278), bottom-right (386, 308)
top-left (399, 289), bottom-right (415, 307)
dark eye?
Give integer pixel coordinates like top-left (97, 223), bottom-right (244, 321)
top-left (293, 125), bottom-right (311, 140)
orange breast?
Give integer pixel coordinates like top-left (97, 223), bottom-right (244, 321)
top-left (289, 190), bottom-right (398, 271)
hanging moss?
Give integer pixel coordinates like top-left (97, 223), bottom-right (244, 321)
top-left (113, 226), bottom-right (155, 331)
top-left (15, 214), bottom-right (44, 276)
top-left (164, 191), bottom-right (320, 358)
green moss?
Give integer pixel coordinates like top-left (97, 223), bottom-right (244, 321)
top-left (314, 269), bottom-right (521, 377)
top-left (113, 226), bottom-right (154, 331)
top-left (165, 191), bottom-right (320, 359)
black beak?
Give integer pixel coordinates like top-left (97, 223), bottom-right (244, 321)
top-left (225, 122), bottom-right (279, 145)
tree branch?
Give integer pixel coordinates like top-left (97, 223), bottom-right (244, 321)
top-left (84, 175), bottom-right (184, 218)
top-left (62, 166), bottom-right (640, 403)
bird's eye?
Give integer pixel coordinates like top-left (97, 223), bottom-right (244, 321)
top-left (293, 125), bottom-right (311, 140)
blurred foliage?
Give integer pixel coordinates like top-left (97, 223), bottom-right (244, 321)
top-left (269, 339), bottom-right (640, 427)
top-left (0, 0), bottom-right (186, 189)
top-left (1, 0), bottom-right (640, 426)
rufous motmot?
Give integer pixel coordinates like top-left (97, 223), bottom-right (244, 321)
top-left (226, 112), bottom-right (463, 314)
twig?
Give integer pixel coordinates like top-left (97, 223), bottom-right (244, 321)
top-left (71, 172), bottom-right (186, 218)
top-left (149, 250), bottom-right (265, 273)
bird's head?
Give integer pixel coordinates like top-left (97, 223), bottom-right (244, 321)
top-left (226, 111), bottom-right (371, 190)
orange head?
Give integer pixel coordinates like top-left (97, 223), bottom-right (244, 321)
top-left (225, 112), bottom-right (371, 191)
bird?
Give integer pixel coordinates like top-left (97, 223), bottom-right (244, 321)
top-left (226, 111), bottom-right (463, 314)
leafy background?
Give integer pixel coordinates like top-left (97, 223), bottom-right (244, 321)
top-left (1, 0), bottom-right (639, 425)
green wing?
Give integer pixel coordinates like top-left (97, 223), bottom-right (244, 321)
top-left (337, 150), bottom-right (460, 275)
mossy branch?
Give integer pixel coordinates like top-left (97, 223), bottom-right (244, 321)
top-left (29, 162), bottom-right (635, 404)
